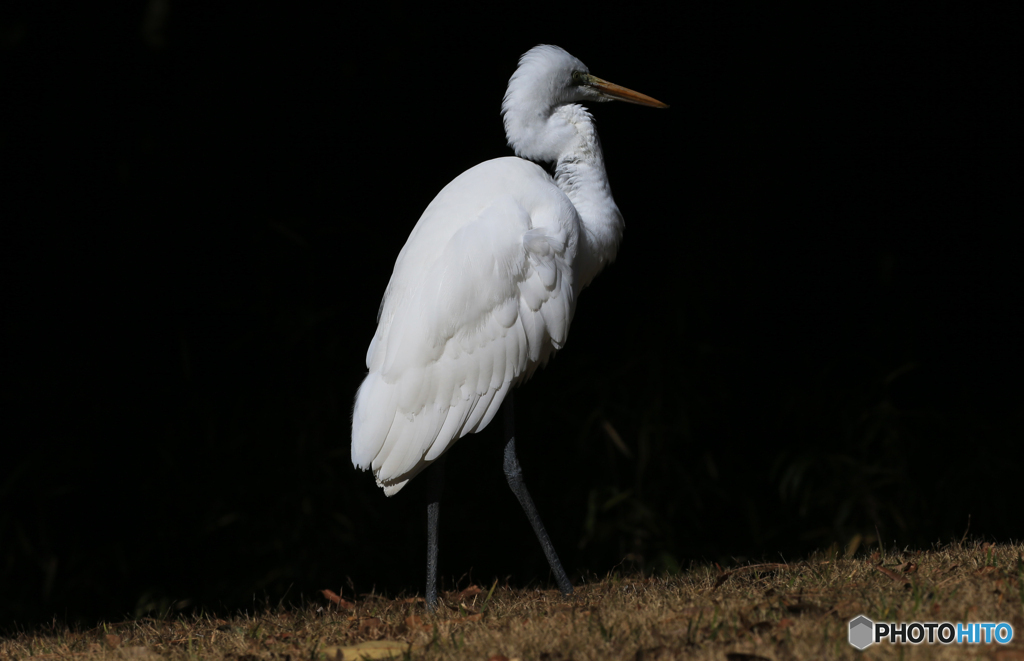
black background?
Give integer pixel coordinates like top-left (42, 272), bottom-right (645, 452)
top-left (3, 2), bottom-right (1021, 626)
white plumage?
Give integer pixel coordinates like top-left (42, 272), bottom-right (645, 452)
top-left (351, 45), bottom-right (667, 495)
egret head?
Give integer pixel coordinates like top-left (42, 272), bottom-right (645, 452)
top-left (504, 45), bottom-right (591, 110)
top-left (501, 45), bottom-right (667, 162)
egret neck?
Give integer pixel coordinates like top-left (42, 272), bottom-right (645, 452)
top-left (503, 99), bottom-right (624, 292)
top-left (550, 104), bottom-right (623, 290)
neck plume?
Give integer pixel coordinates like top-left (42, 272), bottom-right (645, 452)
top-left (550, 105), bottom-right (623, 288)
top-left (501, 51), bottom-right (624, 289)
top-left (504, 97), bottom-right (623, 289)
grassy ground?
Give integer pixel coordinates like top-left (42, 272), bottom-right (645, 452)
top-left (3, 542), bottom-right (1023, 660)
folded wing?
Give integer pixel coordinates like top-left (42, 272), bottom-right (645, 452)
top-left (351, 158), bottom-right (579, 495)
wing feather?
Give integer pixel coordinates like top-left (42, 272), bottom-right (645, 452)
top-left (351, 157), bottom-right (579, 495)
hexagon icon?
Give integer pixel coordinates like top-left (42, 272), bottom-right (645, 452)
top-left (849, 615), bottom-right (874, 650)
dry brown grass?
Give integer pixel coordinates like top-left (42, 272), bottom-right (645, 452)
top-left (3, 542), bottom-right (1023, 661)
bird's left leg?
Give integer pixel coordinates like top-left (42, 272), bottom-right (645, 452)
top-left (501, 392), bottom-right (573, 596)
top-left (425, 454), bottom-right (447, 611)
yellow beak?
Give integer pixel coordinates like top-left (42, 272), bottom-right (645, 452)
top-left (580, 73), bottom-right (669, 108)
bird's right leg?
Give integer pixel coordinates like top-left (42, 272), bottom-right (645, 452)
top-left (502, 393), bottom-right (573, 596)
top-left (425, 454), bottom-right (446, 611)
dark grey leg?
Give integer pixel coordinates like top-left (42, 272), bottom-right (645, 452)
top-left (425, 454), bottom-right (446, 611)
top-left (502, 392), bottom-right (573, 595)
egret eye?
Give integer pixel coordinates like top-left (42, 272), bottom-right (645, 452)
top-left (571, 70), bottom-right (586, 85)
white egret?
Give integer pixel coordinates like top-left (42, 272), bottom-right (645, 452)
top-left (351, 44), bottom-right (667, 608)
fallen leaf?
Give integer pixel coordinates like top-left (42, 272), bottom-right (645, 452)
top-left (358, 617), bottom-right (383, 637)
top-left (453, 585), bottom-right (483, 601)
top-left (321, 640), bottom-right (410, 660)
top-left (402, 614), bottom-right (430, 633)
top-left (895, 561), bottom-right (919, 574)
top-left (873, 564), bottom-right (911, 586)
top-left (321, 589), bottom-right (356, 610)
